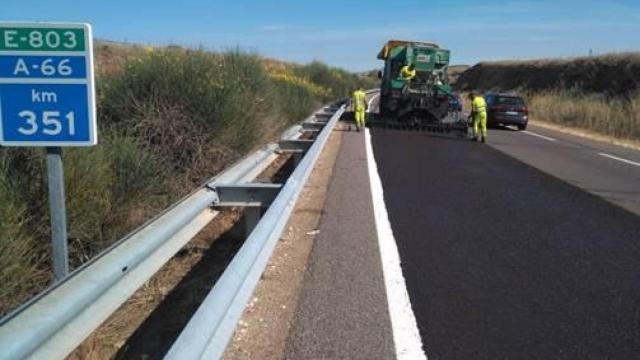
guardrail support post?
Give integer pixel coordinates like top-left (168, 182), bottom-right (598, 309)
top-left (210, 183), bottom-right (283, 208)
top-left (279, 139), bottom-right (313, 152)
top-left (302, 129), bottom-right (320, 140)
top-left (209, 183), bottom-right (283, 236)
top-left (244, 208), bottom-right (261, 237)
top-left (302, 122), bottom-right (325, 131)
top-left (279, 140), bottom-right (313, 167)
top-left (292, 151), bottom-right (303, 167)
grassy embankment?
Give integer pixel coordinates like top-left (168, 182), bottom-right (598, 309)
top-left (455, 53), bottom-right (640, 141)
top-left (0, 43), bottom-right (376, 315)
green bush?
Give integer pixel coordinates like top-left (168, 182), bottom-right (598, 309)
top-left (0, 156), bottom-right (48, 315)
top-left (100, 49), bottom-right (289, 171)
top-left (101, 49), bottom-right (270, 133)
top-left (62, 146), bottom-right (114, 262)
top-left (294, 61), bottom-right (377, 101)
top-left (102, 134), bottom-right (171, 243)
top-left (269, 77), bottom-right (318, 123)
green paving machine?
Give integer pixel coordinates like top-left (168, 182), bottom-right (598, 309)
top-left (376, 40), bottom-right (465, 132)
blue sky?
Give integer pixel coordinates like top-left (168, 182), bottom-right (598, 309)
top-left (2, 0), bottom-right (639, 71)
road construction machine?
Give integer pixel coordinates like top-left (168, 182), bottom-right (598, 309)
top-left (376, 40), bottom-right (465, 132)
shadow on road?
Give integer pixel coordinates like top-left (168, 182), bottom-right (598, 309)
top-left (369, 126), bottom-right (472, 143)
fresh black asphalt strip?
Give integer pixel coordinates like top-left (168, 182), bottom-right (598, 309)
top-left (371, 128), bottom-right (640, 360)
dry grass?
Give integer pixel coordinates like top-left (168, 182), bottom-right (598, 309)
top-left (0, 160), bottom-right (49, 313)
top-left (94, 41), bottom-right (152, 76)
top-left (527, 91), bottom-right (640, 141)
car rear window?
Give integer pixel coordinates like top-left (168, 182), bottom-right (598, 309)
top-left (495, 96), bottom-right (525, 106)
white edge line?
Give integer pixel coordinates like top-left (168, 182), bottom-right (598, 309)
top-left (365, 127), bottom-right (427, 360)
top-left (522, 130), bottom-right (557, 142)
top-left (599, 152), bottom-right (640, 167)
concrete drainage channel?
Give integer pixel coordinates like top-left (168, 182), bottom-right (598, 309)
top-left (0, 103), bottom-right (346, 360)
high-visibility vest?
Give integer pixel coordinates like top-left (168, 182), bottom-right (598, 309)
top-left (472, 96), bottom-right (487, 114)
top-left (353, 90), bottom-right (366, 111)
top-left (400, 66), bottom-right (416, 80)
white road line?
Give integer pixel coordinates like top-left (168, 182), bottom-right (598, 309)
top-left (599, 152), bottom-right (640, 167)
top-left (522, 130), bottom-right (557, 142)
top-left (365, 128), bottom-right (427, 360)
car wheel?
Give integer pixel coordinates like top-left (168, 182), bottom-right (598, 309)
top-left (517, 123), bottom-right (527, 131)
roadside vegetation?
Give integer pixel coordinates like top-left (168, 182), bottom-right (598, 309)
top-left (455, 52), bottom-right (640, 141)
top-left (528, 91), bottom-right (640, 140)
top-left (0, 43), bottom-right (376, 316)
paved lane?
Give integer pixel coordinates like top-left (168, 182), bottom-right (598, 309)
top-left (487, 125), bottom-right (640, 215)
top-left (371, 128), bottom-right (640, 359)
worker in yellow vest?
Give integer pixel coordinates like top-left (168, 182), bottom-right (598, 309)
top-left (469, 92), bottom-right (487, 142)
top-left (400, 63), bottom-right (416, 81)
top-left (352, 87), bottom-right (367, 131)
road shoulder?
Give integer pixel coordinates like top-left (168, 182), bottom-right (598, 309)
top-left (283, 126), bottom-right (395, 360)
top-left (223, 121), bottom-right (346, 359)
top-left (530, 119), bottom-right (640, 152)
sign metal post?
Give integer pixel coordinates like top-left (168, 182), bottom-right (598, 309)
top-left (46, 146), bottom-right (69, 279)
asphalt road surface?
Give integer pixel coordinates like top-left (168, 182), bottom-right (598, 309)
top-left (488, 124), bottom-right (640, 216)
top-left (371, 126), bottom-right (640, 359)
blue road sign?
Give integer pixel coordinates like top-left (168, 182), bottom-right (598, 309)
top-left (0, 23), bottom-right (96, 147)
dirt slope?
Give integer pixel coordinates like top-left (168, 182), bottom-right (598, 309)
top-left (455, 53), bottom-right (640, 96)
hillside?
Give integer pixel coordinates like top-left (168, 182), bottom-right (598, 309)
top-left (448, 64), bottom-right (470, 85)
top-left (455, 53), bottom-right (640, 96)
